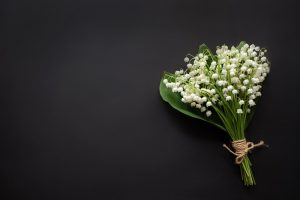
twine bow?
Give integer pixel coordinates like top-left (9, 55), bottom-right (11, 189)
top-left (223, 139), bottom-right (267, 164)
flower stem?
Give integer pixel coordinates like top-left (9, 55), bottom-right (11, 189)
top-left (240, 155), bottom-right (256, 186)
top-left (213, 96), bottom-right (256, 186)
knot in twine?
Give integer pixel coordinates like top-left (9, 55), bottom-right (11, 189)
top-left (223, 139), bottom-right (267, 164)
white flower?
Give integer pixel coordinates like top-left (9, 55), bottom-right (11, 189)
top-left (241, 65), bottom-right (247, 72)
top-left (239, 74), bottom-right (246, 79)
top-left (227, 85), bottom-right (233, 91)
top-left (239, 100), bottom-right (245, 105)
top-left (237, 109), bottom-right (243, 114)
top-left (206, 110), bottom-right (212, 117)
top-left (249, 99), bottom-right (256, 106)
top-left (225, 64), bottom-right (231, 70)
top-left (164, 42), bottom-right (270, 117)
top-left (185, 95), bottom-right (192, 102)
top-left (232, 89), bottom-right (238, 94)
top-left (240, 52), bottom-right (247, 58)
top-left (245, 59), bottom-right (252, 66)
top-left (231, 77), bottom-right (239, 83)
top-left (243, 79), bottom-right (249, 85)
top-left (249, 94), bottom-right (256, 100)
top-left (217, 80), bottom-right (225, 86)
top-left (199, 62), bottom-right (206, 67)
top-left (251, 78), bottom-right (259, 84)
top-left (221, 69), bottom-right (227, 75)
top-left (206, 101), bottom-right (212, 107)
top-left (194, 96), bottom-right (201, 103)
top-left (220, 58), bottom-right (226, 64)
top-left (175, 70), bottom-right (181, 75)
top-left (263, 63), bottom-right (269, 67)
top-left (251, 52), bottom-right (257, 57)
top-left (240, 86), bottom-right (247, 91)
top-left (212, 73), bottom-right (218, 79)
top-left (226, 96), bottom-right (232, 101)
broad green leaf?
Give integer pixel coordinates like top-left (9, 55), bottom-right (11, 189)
top-left (159, 72), bottom-right (226, 131)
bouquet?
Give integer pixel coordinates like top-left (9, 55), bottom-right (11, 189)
top-left (159, 41), bottom-right (270, 186)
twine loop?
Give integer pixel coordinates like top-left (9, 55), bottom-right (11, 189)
top-left (223, 139), bottom-right (266, 164)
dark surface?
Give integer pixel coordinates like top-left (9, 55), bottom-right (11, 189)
top-left (1, 0), bottom-right (300, 199)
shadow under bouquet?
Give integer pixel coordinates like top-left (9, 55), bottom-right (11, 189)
top-left (159, 41), bottom-right (270, 186)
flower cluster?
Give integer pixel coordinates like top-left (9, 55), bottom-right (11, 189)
top-left (163, 43), bottom-right (270, 118)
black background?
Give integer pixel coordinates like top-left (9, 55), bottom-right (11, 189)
top-left (1, 0), bottom-right (300, 199)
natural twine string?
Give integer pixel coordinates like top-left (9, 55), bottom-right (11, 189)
top-left (223, 139), bottom-right (267, 164)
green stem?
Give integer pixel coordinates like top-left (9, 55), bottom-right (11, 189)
top-left (240, 155), bottom-right (256, 186)
top-left (212, 98), bottom-right (256, 186)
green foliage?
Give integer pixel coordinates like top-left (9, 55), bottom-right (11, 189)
top-left (160, 72), bottom-right (226, 131)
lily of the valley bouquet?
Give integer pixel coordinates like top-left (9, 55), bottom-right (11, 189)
top-left (159, 42), bottom-right (270, 186)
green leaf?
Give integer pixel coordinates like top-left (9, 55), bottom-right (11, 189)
top-left (198, 44), bottom-right (217, 65)
top-left (159, 72), bottom-right (226, 131)
top-left (237, 41), bottom-right (247, 50)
